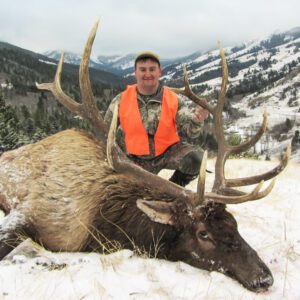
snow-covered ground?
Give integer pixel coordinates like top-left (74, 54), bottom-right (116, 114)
top-left (0, 158), bottom-right (299, 300)
top-left (231, 72), bottom-right (300, 129)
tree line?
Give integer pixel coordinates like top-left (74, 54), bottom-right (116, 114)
top-left (0, 91), bottom-right (93, 154)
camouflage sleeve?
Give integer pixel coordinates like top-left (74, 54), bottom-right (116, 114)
top-left (104, 93), bottom-right (122, 125)
top-left (175, 94), bottom-right (204, 140)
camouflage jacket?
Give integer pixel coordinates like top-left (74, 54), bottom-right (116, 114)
top-left (104, 83), bottom-right (203, 159)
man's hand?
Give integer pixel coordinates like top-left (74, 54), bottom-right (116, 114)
top-left (193, 106), bottom-right (209, 123)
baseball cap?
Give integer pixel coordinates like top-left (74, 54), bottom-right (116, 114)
top-left (134, 51), bottom-right (161, 67)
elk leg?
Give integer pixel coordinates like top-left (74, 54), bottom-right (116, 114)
top-left (0, 210), bottom-right (27, 260)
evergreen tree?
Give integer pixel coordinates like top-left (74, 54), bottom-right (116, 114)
top-left (20, 104), bottom-right (35, 137)
top-left (0, 93), bottom-right (21, 153)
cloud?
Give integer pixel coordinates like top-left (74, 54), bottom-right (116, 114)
top-left (0, 0), bottom-right (299, 58)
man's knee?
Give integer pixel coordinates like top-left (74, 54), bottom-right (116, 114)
top-left (178, 149), bottom-right (204, 175)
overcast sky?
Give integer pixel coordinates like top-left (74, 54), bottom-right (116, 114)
top-left (0, 0), bottom-right (299, 58)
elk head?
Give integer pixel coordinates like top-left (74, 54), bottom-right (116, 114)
top-left (36, 20), bottom-right (290, 292)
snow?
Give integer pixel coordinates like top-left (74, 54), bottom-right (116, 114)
top-left (232, 71), bottom-right (300, 128)
top-left (0, 158), bottom-right (299, 299)
top-left (162, 30), bottom-right (300, 105)
top-left (38, 59), bottom-right (57, 66)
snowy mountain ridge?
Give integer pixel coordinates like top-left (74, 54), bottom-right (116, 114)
top-left (6, 27), bottom-right (300, 158)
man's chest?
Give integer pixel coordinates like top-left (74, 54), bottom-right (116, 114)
top-left (138, 101), bottom-right (162, 134)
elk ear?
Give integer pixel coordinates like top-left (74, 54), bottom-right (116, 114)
top-left (136, 199), bottom-right (175, 225)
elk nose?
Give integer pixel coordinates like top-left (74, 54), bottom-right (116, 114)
top-left (250, 273), bottom-right (274, 292)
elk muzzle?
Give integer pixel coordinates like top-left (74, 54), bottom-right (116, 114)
top-left (216, 235), bottom-right (274, 292)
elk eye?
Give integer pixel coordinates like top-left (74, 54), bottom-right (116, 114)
top-left (197, 231), bottom-right (209, 240)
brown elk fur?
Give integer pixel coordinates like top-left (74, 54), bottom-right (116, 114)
top-left (0, 129), bottom-right (187, 258)
top-left (0, 129), bottom-right (111, 251)
top-left (0, 129), bottom-right (276, 292)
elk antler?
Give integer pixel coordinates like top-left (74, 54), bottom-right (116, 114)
top-left (36, 19), bottom-right (108, 144)
top-left (37, 20), bottom-right (289, 208)
top-left (170, 43), bottom-right (290, 205)
top-left (36, 20), bottom-right (196, 205)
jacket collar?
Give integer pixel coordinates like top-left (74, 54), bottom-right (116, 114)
top-left (137, 82), bottom-right (164, 103)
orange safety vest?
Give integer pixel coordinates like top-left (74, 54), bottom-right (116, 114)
top-left (119, 84), bottom-right (180, 156)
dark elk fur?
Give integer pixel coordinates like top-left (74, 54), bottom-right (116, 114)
top-left (0, 20), bottom-right (290, 292)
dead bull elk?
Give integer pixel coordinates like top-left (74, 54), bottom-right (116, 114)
top-left (0, 20), bottom-right (290, 292)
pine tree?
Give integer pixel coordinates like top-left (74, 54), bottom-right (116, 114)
top-left (0, 93), bottom-right (21, 154)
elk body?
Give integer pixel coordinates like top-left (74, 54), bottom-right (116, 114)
top-left (0, 21), bottom-right (289, 292)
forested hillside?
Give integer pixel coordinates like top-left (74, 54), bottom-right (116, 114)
top-left (0, 42), bottom-right (125, 154)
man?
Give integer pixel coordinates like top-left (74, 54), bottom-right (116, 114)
top-left (104, 51), bottom-right (208, 187)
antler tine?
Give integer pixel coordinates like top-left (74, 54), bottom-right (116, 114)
top-left (106, 101), bottom-right (119, 169)
top-left (168, 65), bottom-right (214, 114)
top-left (230, 111), bottom-right (268, 155)
top-left (79, 19), bottom-right (108, 141)
top-left (204, 179), bottom-right (275, 205)
top-left (36, 53), bottom-right (83, 115)
top-left (37, 19), bottom-right (108, 144)
top-left (225, 143), bottom-right (291, 187)
top-left (191, 150), bottom-right (208, 206)
top-left (215, 42), bottom-right (229, 115)
top-left (212, 45), bottom-right (231, 192)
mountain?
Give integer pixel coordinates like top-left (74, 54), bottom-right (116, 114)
top-left (42, 27), bottom-right (300, 94)
top-left (162, 27), bottom-right (300, 159)
top-left (43, 50), bottom-right (135, 75)
top-left (43, 50), bottom-right (202, 76)
top-left (1, 27), bottom-right (300, 158)
top-left (0, 41), bottom-right (125, 87)
top-left (0, 41), bottom-right (126, 115)
top-left (96, 53), bottom-right (136, 75)
top-left (162, 28), bottom-right (300, 91)
top-left (162, 28), bottom-right (300, 112)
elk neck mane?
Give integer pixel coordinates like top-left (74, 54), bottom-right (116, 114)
top-left (91, 175), bottom-right (180, 257)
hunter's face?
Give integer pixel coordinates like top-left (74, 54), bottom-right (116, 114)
top-left (135, 59), bottom-right (162, 94)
